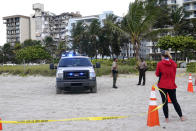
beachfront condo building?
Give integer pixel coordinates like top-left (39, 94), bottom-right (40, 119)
top-left (183, 0), bottom-right (196, 19)
top-left (3, 15), bottom-right (30, 44)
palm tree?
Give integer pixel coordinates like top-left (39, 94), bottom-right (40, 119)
top-left (124, 0), bottom-right (159, 60)
top-left (106, 0), bottom-right (158, 60)
top-left (170, 6), bottom-right (188, 61)
top-left (189, 19), bottom-right (196, 39)
top-left (88, 19), bottom-right (101, 58)
top-left (170, 6), bottom-right (187, 36)
top-left (44, 36), bottom-right (56, 60)
top-left (2, 43), bottom-right (14, 63)
top-left (103, 14), bottom-right (122, 58)
top-left (71, 22), bottom-right (86, 53)
top-left (56, 41), bottom-right (68, 58)
top-left (98, 27), bottom-right (111, 58)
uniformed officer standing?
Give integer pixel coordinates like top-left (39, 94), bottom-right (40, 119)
top-left (137, 58), bottom-right (147, 86)
top-left (112, 58), bottom-right (118, 88)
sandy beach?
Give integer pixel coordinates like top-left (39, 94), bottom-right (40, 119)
top-left (0, 69), bottom-right (196, 131)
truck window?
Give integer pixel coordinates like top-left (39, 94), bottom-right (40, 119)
top-left (58, 58), bottom-right (92, 67)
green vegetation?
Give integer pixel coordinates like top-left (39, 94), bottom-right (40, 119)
top-left (0, 64), bottom-right (137, 77)
top-left (0, 64), bottom-right (56, 76)
top-left (157, 36), bottom-right (196, 61)
top-left (187, 63), bottom-right (196, 73)
top-left (95, 65), bottom-right (138, 76)
top-left (0, 0), bottom-right (195, 67)
top-left (16, 45), bottom-right (50, 63)
top-left (0, 59), bottom-right (159, 76)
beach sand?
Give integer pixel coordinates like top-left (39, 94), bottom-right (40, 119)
top-left (0, 69), bottom-right (196, 131)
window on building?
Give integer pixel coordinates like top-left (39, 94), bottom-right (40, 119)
top-left (171, 0), bottom-right (176, 3)
top-left (160, 0), bottom-right (167, 5)
top-left (184, 4), bottom-right (190, 10)
top-left (194, 11), bottom-right (196, 17)
top-left (16, 30), bottom-right (20, 34)
top-left (71, 23), bottom-right (75, 27)
top-left (15, 18), bottom-right (19, 22)
top-left (184, 0), bottom-right (189, 2)
top-left (85, 19), bottom-right (93, 23)
top-left (171, 5), bottom-right (177, 10)
top-left (194, 3), bottom-right (196, 9)
top-left (184, 11), bottom-right (191, 18)
top-left (16, 37), bottom-right (20, 42)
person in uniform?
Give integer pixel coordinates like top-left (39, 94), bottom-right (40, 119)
top-left (137, 58), bottom-right (147, 86)
top-left (112, 58), bottom-right (118, 88)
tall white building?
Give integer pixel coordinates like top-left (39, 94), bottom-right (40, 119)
top-left (183, 0), bottom-right (196, 19)
top-left (31, 3), bottom-right (53, 41)
top-left (67, 11), bottom-right (115, 37)
top-left (145, 0), bottom-right (196, 59)
top-left (66, 11), bottom-right (131, 57)
top-left (3, 15), bottom-right (30, 44)
top-left (31, 3), bottom-right (81, 43)
top-left (2, 3), bottom-right (81, 45)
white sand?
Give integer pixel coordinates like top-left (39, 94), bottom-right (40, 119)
top-left (0, 69), bottom-right (196, 131)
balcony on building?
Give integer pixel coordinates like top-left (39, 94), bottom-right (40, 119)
top-left (3, 20), bottom-right (7, 24)
top-left (194, 12), bottom-right (196, 17)
top-left (194, 3), bottom-right (196, 9)
top-left (184, 0), bottom-right (193, 3)
top-left (168, 0), bottom-right (177, 5)
top-left (185, 12), bottom-right (196, 19)
top-left (184, 4), bottom-right (193, 11)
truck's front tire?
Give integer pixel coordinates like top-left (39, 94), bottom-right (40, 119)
top-left (91, 86), bottom-right (97, 93)
top-left (56, 87), bottom-right (62, 94)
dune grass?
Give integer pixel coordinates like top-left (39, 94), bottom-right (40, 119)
top-left (0, 64), bottom-right (138, 76)
top-left (0, 64), bottom-right (56, 76)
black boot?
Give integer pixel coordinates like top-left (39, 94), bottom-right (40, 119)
top-left (113, 85), bottom-right (117, 88)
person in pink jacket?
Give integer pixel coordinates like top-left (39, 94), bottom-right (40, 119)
top-left (156, 50), bottom-right (184, 123)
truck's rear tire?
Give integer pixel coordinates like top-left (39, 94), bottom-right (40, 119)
top-left (91, 86), bottom-right (97, 93)
top-left (56, 87), bottom-right (62, 94)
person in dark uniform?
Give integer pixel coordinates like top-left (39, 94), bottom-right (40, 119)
top-left (137, 58), bottom-right (147, 86)
top-left (112, 58), bottom-right (118, 88)
top-left (156, 50), bottom-right (184, 123)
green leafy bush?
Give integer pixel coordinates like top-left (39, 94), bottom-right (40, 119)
top-left (16, 45), bottom-right (50, 63)
top-left (146, 61), bottom-right (157, 71)
top-left (91, 59), bottom-right (113, 66)
top-left (91, 58), bottom-right (137, 66)
top-left (187, 62), bottom-right (196, 73)
top-left (95, 64), bottom-right (138, 76)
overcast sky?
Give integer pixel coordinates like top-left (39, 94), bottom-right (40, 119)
top-left (0, 0), bottom-right (133, 46)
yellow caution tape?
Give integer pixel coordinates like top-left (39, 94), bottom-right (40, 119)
top-left (0, 116), bottom-right (128, 124)
top-left (0, 72), bottom-right (185, 124)
top-left (0, 85), bottom-right (165, 124)
top-left (151, 85), bottom-right (166, 113)
top-left (0, 85), bottom-right (166, 124)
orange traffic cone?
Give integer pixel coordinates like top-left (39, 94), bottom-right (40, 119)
top-left (147, 86), bottom-right (160, 127)
top-left (167, 93), bottom-right (172, 103)
top-left (0, 118), bottom-right (2, 130)
top-left (187, 74), bottom-right (193, 93)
